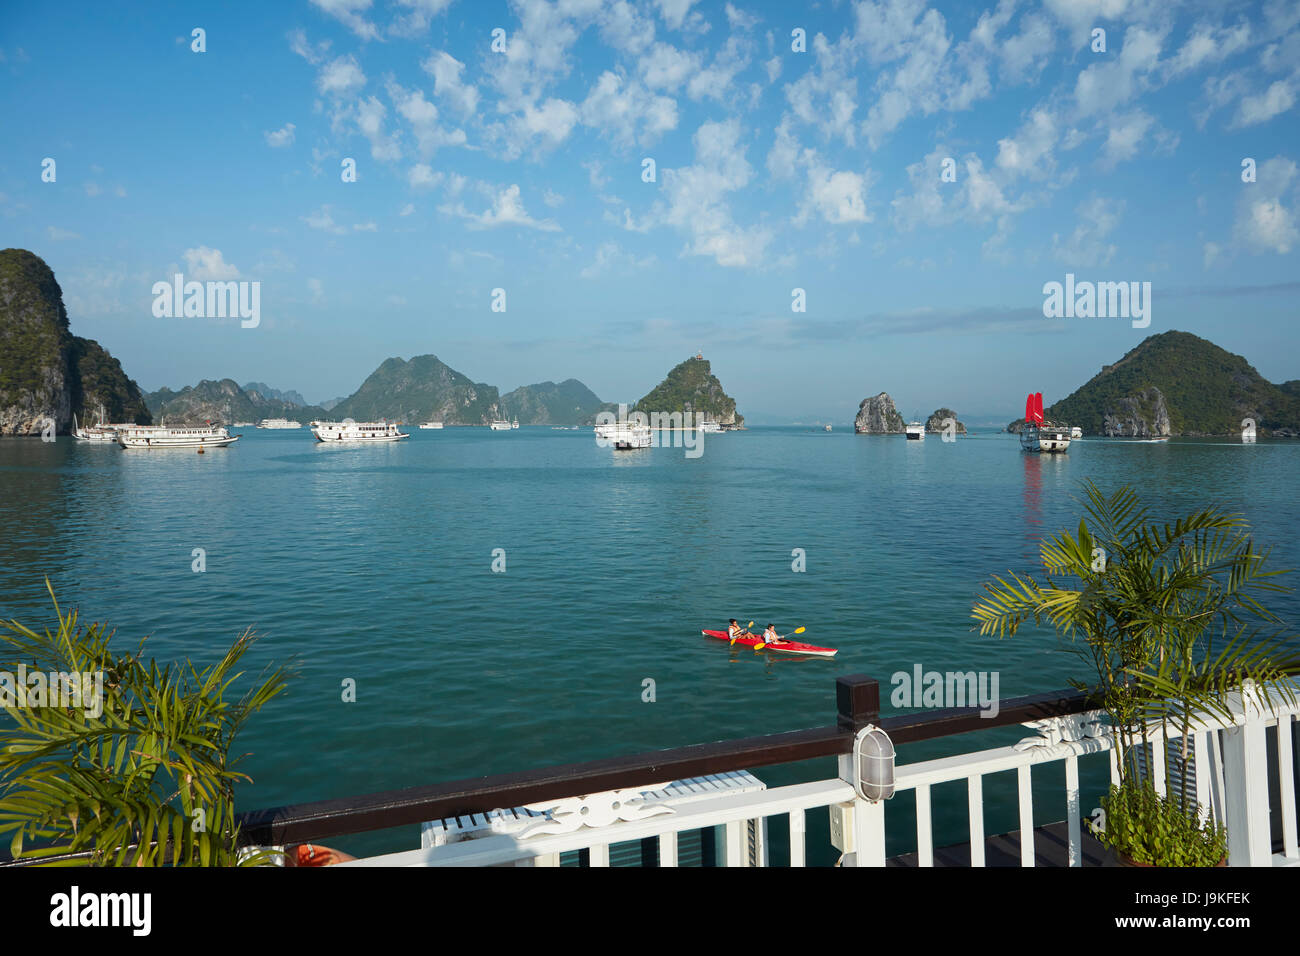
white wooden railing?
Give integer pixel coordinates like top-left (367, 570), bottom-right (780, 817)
top-left (340, 682), bottom-right (1300, 867)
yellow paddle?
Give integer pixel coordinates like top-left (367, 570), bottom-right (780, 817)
top-left (730, 621), bottom-right (755, 646)
top-left (756, 626), bottom-right (805, 650)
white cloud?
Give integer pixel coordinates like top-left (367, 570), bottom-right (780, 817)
top-left (800, 164), bottom-right (871, 224)
top-left (399, 203), bottom-right (415, 216)
top-left (1099, 109), bottom-right (1155, 167)
top-left (655, 0), bottom-right (702, 32)
top-left (1072, 25), bottom-right (1165, 117)
top-left (1234, 78), bottom-right (1297, 127)
top-left (580, 240), bottom-right (655, 278)
top-left (317, 54), bottom-right (366, 96)
top-left (1232, 156), bottom-right (1298, 253)
top-left (654, 118), bottom-right (771, 267)
top-left (580, 71), bottom-right (677, 146)
top-left (1166, 20), bottom-right (1251, 77)
top-left (408, 164), bottom-right (443, 189)
top-left (310, 0), bottom-right (379, 41)
top-left (352, 221), bottom-right (378, 232)
top-left (301, 206), bottom-right (348, 234)
top-left (47, 226), bottom-right (80, 241)
top-left (442, 184), bottom-right (561, 231)
top-left (388, 81), bottom-right (466, 156)
top-left (182, 246), bottom-right (241, 280)
top-left (308, 278), bottom-right (324, 303)
top-left (1052, 196), bottom-right (1124, 267)
top-left (422, 50), bottom-right (480, 116)
top-left (288, 29), bottom-right (330, 65)
top-left (996, 107), bottom-right (1058, 178)
top-left (390, 0), bottom-right (454, 37)
top-left (264, 123), bottom-right (296, 148)
top-left (639, 41), bottom-right (700, 91)
top-left (687, 35), bottom-right (751, 103)
top-left (354, 95), bottom-right (402, 161)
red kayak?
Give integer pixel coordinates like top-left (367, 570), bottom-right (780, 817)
top-left (701, 629), bottom-right (838, 658)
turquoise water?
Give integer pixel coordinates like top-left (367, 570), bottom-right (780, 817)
top-left (2, 428), bottom-right (1298, 862)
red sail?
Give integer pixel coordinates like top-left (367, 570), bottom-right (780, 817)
top-left (1025, 393), bottom-right (1034, 424)
top-left (1034, 393), bottom-right (1044, 424)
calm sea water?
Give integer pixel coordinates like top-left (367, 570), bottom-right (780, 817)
top-left (2, 427), bottom-right (1298, 862)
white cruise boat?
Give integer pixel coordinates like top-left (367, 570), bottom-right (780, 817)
top-left (419, 422), bottom-right (444, 430)
top-left (512, 419), bottom-right (519, 429)
top-left (117, 424), bottom-right (238, 449)
top-left (311, 420), bottom-right (408, 443)
top-left (489, 420), bottom-right (513, 431)
top-left (699, 418), bottom-right (723, 434)
top-left (258, 418), bottom-right (302, 429)
top-left (1019, 392), bottom-right (1071, 454)
top-left (905, 421), bottom-right (925, 441)
top-left (594, 421), bottom-right (652, 449)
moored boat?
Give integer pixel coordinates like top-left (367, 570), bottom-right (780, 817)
top-left (258, 418), bottom-right (302, 429)
top-left (594, 421), bottom-right (652, 449)
top-left (1019, 392), bottom-right (1071, 454)
top-left (311, 421), bottom-right (408, 443)
top-left (419, 422), bottom-right (444, 429)
top-left (905, 421), bottom-right (925, 440)
top-left (489, 420), bottom-right (513, 431)
top-left (117, 424), bottom-right (238, 449)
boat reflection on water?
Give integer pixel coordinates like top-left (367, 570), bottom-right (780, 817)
top-left (1021, 452), bottom-right (1044, 563)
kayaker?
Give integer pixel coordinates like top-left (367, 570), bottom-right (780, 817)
top-left (727, 619), bottom-right (750, 641)
top-left (762, 624), bottom-right (786, 646)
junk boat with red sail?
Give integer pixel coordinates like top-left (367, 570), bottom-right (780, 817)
top-left (1019, 392), bottom-right (1072, 454)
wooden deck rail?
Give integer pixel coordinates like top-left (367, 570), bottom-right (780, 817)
top-left (236, 675), bottom-right (1094, 846)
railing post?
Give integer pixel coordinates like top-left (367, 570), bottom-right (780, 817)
top-left (837, 674), bottom-right (880, 732)
top-left (1221, 685), bottom-right (1272, 866)
top-left (836, 675), bottom-right (886, 866)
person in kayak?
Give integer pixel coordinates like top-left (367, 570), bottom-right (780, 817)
top-left (762, 624), bottom-right (786, 646)
top-left (727, 619), bottom-right (751, 641)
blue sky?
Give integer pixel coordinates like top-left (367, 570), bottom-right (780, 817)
top-left (2, 0), bottom-right (1298, 422)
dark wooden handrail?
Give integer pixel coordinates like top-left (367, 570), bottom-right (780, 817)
top-left (235, 677), bottom-right (1094, 846)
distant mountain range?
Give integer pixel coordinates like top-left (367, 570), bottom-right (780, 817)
top-left (144, 380), bottom-right (328, 425)
top-left (243, 382), bottom-right (307, 407)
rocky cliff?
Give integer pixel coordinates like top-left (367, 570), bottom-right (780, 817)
top-left (0, 249), bottom-right (150, 434)
top-left (925, 407), bottom-right (966, 434)
top-left (1101, 386), bottom-right (1171, 437)
top-left (855, 392), bottom-right (904, 433)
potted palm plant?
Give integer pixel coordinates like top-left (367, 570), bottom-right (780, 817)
top-left (0, 582), bottom-right (289, 865)
top-left (971, 482), bottom-right (1299, 866)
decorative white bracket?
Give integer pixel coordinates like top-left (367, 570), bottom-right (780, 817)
top-left (1014, 711), bottom-right (1108, 751)
top-left (516, 787), bottom-right (677, 839)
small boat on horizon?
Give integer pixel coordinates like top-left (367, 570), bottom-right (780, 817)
top-left (419, 422), bottom-right (444, 429)
top-left (258, 418), bottom-right (302, 429)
